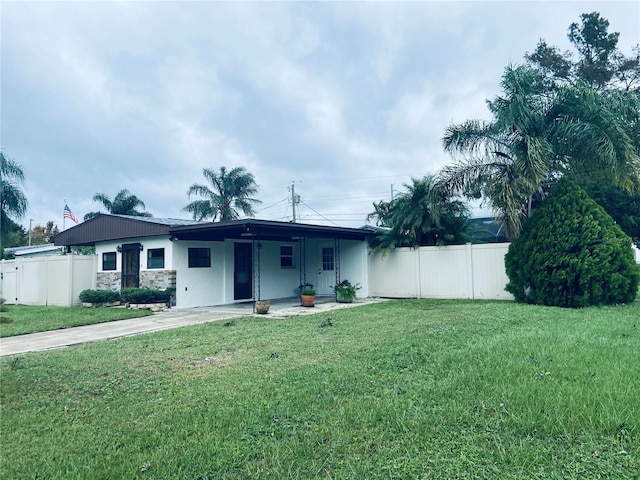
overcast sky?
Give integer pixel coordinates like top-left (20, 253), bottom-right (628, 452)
top-left (2, 1), bottom-right (639, 231)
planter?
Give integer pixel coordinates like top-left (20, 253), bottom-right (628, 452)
top-left (255, 301), bottom-right (270, 314)
top-left (127, 302), bottom-right (169, 312)
top-left (82, 301), bottom-right (121, 308)
top-left (336, 292), bottom-right (354, 303)
top-left (300, 294), bottom-right (315, 307)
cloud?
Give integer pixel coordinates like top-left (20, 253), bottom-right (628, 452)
top-left (2, 1), bottom-right (638, 230)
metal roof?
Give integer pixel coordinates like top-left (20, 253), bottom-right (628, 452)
top-left (53, 214), bottom-right (203, 246)
top-left (52, 214), bottom-right (372, 246)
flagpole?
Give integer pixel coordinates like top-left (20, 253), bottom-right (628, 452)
top-left (63, 198), bottom-right (66, 231)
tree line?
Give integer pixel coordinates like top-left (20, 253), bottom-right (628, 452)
top-left (371, 11), bottom-right (639, 248)
top-left (0, 160), bottom-right (262, 252)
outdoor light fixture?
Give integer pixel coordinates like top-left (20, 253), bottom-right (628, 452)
top-left (116, 245), bottom-right (122, 253)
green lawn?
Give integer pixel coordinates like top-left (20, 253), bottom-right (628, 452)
top-left (0, 305), bottom-right (153, 337)
top-left (1, 299), bottom-right (638, 479)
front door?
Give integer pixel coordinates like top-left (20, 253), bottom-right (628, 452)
top-left (234, 243), bottom-right (252, 300)
top-left (121, 243), bottom-right (140, 288)
top-left (316, 245), bottom-right (335, 295)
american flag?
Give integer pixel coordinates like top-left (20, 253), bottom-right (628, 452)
top-left (63, 204), bottom-right (79, 224)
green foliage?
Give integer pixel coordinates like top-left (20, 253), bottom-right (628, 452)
top-left (582, 180), bottom-right (640, 246)
top-left (79, 289), bottom-right (121, 304)
top-left (526, 11), bottom-right (639, 91)
top-left (120, 287), bottom-right (173, 304)
top-left (505, 178), bottom-right (639, 307)
top-left (0, 305), bottom-right (152, 337)
top-left (84, 189), bottom-right (151, 221)
top-left (1, 300), bottom-right (639, 478)
top-left (443, 13), bottom-right (640, 241)
top-left (0, 152), bottom-right (28, 232)
top-left (298, 283), bottom-right (315, 295)
top-left (70, 245), bottom-right (96, 255)
top-left (183, 166), bottom-right (261, 221)
top-left (368, 175), bottom-right (470, 249)
top-left (28, 221), bottom-right (60, 244)
top-left (0, 298), bottom-right (11, 324)
top-left (333, 280), bottom-right (361, 302)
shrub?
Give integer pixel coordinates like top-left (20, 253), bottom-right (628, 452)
top-left (298, 283), bottom-right (315, 295)
top-left (79, 289), bottom-right (121, 304)
top-left (333, 280), bottom-right (361, 302)
top-left (505, 177), bottom-right (639, 308)
top-left (120, 288), bottom-right (173, 304)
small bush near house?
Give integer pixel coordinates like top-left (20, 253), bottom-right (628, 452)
top-left (120, 287), bottom-right (173, 304)
top-left (505, 177), bottom-right (639, 308)
top-left (79, 289), bottom-right (121, 304)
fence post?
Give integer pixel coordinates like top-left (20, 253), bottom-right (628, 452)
top-left (466, 243), bottom-right (474, 300)
top-left (415, 247), bottom-right (422, 299)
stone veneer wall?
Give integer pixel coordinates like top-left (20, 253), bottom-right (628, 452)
top-left (96, 272), bottom-right (121, 291)
top-left (140, 270), bottom-right (177, 290)
top-left (96, 270), bottom-right (177, 292)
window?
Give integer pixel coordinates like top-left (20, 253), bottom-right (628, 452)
top-left (322, 247), bottom-right (334, 271)
top-left (188, 247), bottom-right (211, 268)
top-left (280, 245), bottom-right (295, 268)
top-left (147, 248), bottom-right (165, 269)
top-left (102, 252), bottom-right (117, 271)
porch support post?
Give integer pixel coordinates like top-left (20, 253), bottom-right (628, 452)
top-left (252, 236), bottom-right (261, 312)
top-left (299, 237), bottom-right (307, 288)
top-left (335, 238), bottom-right (340, 298)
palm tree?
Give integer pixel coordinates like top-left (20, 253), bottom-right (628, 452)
top-left (1, 152), bottom-right (28, 234)
top-left (183, 166), bottom-right (261, 221)
top-left (368, 175), bottom-right (470, 249)
top-left (84, 189), bottom-right (150, 221)
top-left (441, 64), bottom-right (639, 239)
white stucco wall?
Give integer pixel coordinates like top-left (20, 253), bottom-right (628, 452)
top-left (173, 240), bottom-right (225, 308)
top-left (335, 240), bottom-right (369, 298)
top-left (253, 241), bottom-right (301, 300)
top-left (95, 236), bottom-right (174, 272)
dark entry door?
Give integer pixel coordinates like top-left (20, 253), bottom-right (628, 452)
top-left (121, 243), bottom-right (140, 288)
top-left (234, 243), bottom-right (252, 300)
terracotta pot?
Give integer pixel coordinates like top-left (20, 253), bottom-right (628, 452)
top-left (255, 301), bottom-right (270, 314)
top-left (300, 294), bottom-right (315, 307)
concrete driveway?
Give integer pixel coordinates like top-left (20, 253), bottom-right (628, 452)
top-left (0, 297), bottom-right (387, 357)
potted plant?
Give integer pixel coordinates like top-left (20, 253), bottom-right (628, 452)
top-left (333, 280), bottom-right (361, 303)
top-left (255, 300), bottom-right (270, 314)
top-left (298, 283), bottom-right (316, 307)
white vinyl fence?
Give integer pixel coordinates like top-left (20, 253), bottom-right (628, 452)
top-left (0, 255), bottom-right (96, 306)
top-left (369, 243), bottom-right (514, 300)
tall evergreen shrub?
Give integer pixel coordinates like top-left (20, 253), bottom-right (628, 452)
top-left (505, 178), bottom-right (639, 307)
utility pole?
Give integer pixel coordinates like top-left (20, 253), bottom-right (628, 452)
top-left (390, 184), bottom-right (394, 201)
top-left (289, 182), bottom-right (300, 223)
top-left (29, 219), bottom-right (34, 246)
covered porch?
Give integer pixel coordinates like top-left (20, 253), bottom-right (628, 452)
top-left (168, 219), bottom-right (372, 308)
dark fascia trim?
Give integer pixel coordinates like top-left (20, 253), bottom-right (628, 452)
top-left (169, 219), bottom-right (372, 241)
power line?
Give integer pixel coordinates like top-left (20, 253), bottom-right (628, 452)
top-left (254, 197), bottom-right (288, 214)
top-left (299, 200), bottom-right (340, 226)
